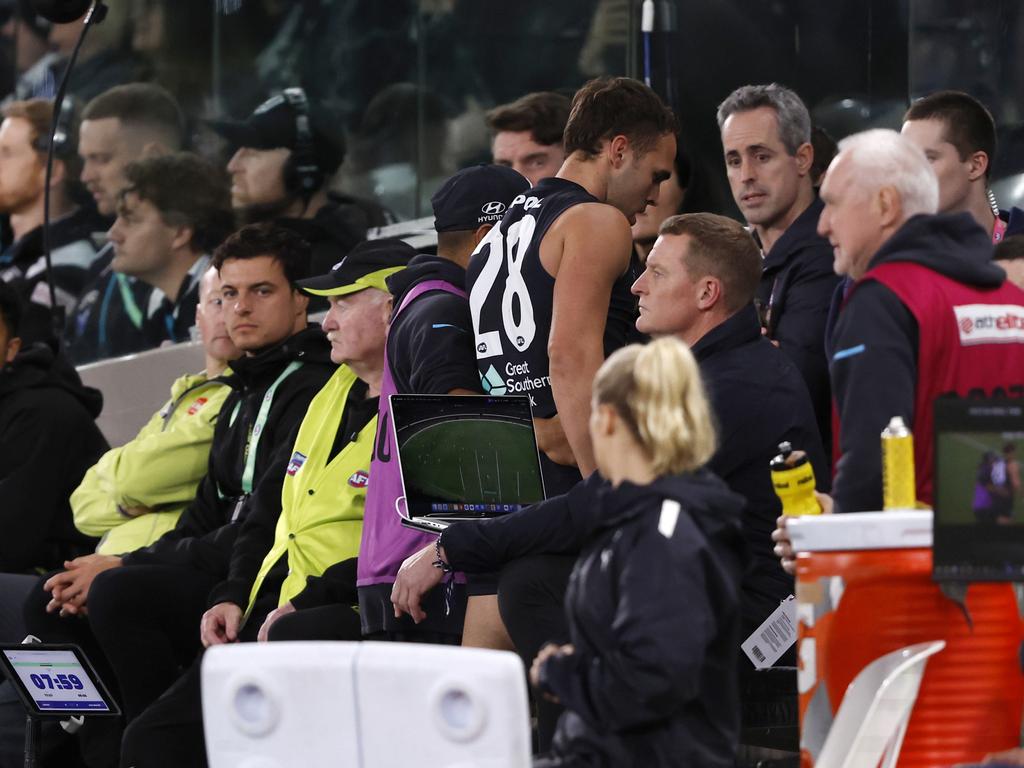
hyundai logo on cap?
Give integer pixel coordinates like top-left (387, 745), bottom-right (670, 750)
top-left (481, 201), bottom-right (506, 216)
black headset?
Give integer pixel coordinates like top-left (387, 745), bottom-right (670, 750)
top-left (32, 97), bottom-right (76, 159)
top-left (281, 87), bottom-right (324, 199)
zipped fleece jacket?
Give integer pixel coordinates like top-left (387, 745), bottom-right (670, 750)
top-left (72, 370), bottom-right (232, 556)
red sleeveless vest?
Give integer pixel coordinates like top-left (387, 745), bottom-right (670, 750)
top-left (850, 262), bottom-right (1024, 504)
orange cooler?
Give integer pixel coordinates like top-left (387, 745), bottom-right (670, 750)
top-left (795, 538), bottom-right (1023, 767)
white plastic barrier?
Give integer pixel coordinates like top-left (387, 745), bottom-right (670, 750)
top-left (202, 641), bottom-right (531, 768)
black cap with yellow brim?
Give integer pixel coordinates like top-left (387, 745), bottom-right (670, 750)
top-left (296, 237), bottom-right (416, 297)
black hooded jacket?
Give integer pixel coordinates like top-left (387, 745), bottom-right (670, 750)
top-left (755, 198), bottom-right (842, 461)
top-left (121, 325), bottom-right (335, 577)
top-left (831, 212), bottom-right (1007, 513)
top-left (385, 254), bottom-right (481, 394)
top-left (537, 472), bottom-right (746, 768)
top-left (0, 344), bottom-right (106, 571)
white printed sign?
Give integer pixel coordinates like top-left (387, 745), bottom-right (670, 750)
top-left (954, 304), bottom-right (1024, 346)
top-left (741, 595), bottom-right (797, 669)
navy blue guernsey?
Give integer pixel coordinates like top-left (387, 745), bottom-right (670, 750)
top-left (466, 177), bottom-right (639, 495)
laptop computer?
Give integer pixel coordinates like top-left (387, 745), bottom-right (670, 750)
top-left (933, 397), bottom-right (1024, 582)
top-left (390, 394), bottom-right (547, 534)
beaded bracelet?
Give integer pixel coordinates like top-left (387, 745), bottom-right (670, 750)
top-left (432, 537), bottom-right (453, 573)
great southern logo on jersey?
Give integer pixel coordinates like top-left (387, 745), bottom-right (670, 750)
top-left (286, 451), bottom-right (307, 476)
top-left (954, 304), bottom-right (1024, 345)
top-left (481, 365), bottom-right (507, 395)
top-left (348, 470), bottom-right (370, 488)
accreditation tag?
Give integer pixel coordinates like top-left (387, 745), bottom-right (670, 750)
top-left (741, 595), bottom-right (797, 669)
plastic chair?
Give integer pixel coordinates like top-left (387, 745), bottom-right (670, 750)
top-left (815, 641), bottom-right (946, 768)
top-left (202, 641), bottom-right (532, 768)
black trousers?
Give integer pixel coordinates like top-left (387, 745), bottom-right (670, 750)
top-left (266, 604), bottom-right (363, 641)
top-left (87, 565), bottom-right (216, 723)
top-left (497, 554), bottom-right (575, 753)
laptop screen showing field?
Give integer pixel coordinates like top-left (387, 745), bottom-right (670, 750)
top-left (933, 398), bottom-right (1024, 582)
top-left (390, 394), bottom-right (546, 519)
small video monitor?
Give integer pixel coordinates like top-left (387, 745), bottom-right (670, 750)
top-left (933, 398), bottom-right (1024, 582)
top-left (0, 644), bottom-right (120, 717)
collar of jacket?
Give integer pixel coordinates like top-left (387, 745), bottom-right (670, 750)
top-left (690, 303), bottom-right (762, 363)
top-left (224, 324), bottom-right (331, 390)
top-left (588, 470), bottom-right (744, 534)
top-left (0, 342), bottom-right (104, 416)
top-left (758, 196), bottom-right (824, 271)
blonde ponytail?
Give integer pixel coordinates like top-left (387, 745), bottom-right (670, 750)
top-left (593, 337), bottom-right (717, 476)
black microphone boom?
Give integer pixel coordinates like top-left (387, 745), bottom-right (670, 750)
top-left (38, 0), bottom-right (107, 344)
top-left (30, 0), bottom-right (94, 24)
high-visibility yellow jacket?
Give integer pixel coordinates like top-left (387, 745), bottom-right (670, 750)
top-left (245, 364), bottom-right (375, 615)
top-left (71, 370), bottom-right (231, 556)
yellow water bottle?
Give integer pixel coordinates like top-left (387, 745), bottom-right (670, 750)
top-left (770, 442), bottom-right (820, 516)
top-left (881, 416), bottom-right (916, 510)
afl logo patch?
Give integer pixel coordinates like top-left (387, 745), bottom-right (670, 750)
top-left (348, 470), bottom-right (370, 488)
top-left (187, 397), bottom-right (208, 416)
top-left (287, 451), bottom-right (307, 476)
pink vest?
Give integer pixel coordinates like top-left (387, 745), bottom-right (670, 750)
top-left (357, 280), bottom-right (468, 586)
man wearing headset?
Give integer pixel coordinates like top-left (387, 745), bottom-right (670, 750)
top-left (0, 98), bottom-right (105, 347)
top-left (210, 87), bottom-right (393, 280)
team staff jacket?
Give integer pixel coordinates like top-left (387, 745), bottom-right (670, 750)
top-left (0, 206), bottom-right (106, 346)
top-left (440, 305), bottom-right (825, 634)
top-left (71, 370), bottom-right (232, 556)
top-left (755, 198), bottom-right (842, 461)
top-left (535, 472), bottom-right (746, 768)
top-left (207, 365), bottom-right (378, 613)
top-left (64, 249), bottom-right (207, 365)
top-left (0, 343), bottom-right (107, 571)
top-left (120, 326), bottom-right (335, 577)
top-left (831, 212), bottom-right (1024, 512)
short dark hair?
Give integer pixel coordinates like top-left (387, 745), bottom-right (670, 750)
top-left (904, 91), bottom-right (997, 179)
top-left (659, 213), bottom-right (762, 312)
top-left (563, 77), bottom-right (677, 158)
top-left (2, 98), bottom-right (82, 180)
top-left (486, 91), bottom-right (571, 147)
top-left (212, 223), bottom-right (311, 286)
top-left (122, 152), bottom-right (234, 253)
top-left (82, 83), bottom-right (185, 150)
top-left (0, 279), bottom-right (22, 337)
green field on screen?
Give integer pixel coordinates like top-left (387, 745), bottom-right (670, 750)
top-left (400, 418), bottom-right (543, 503)
top-left (936, 432), bottom-right (1023, 524)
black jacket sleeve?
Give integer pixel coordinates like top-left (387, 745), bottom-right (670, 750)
top-left (206, 429), bottom-right (299, 608)
top-left (291, 558), bottom-right (359, 610)
top-left (831, 282), bottom-right (918, 512)
top-left (440, 474), bottom-right (605, 572)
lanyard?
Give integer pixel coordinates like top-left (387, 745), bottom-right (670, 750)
top-left (115, 273), bottom-right (144, 329)
top-left (992, 217), bottom-right (1008, 244)
top-left (229, 361), bottom-right (303, 495)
